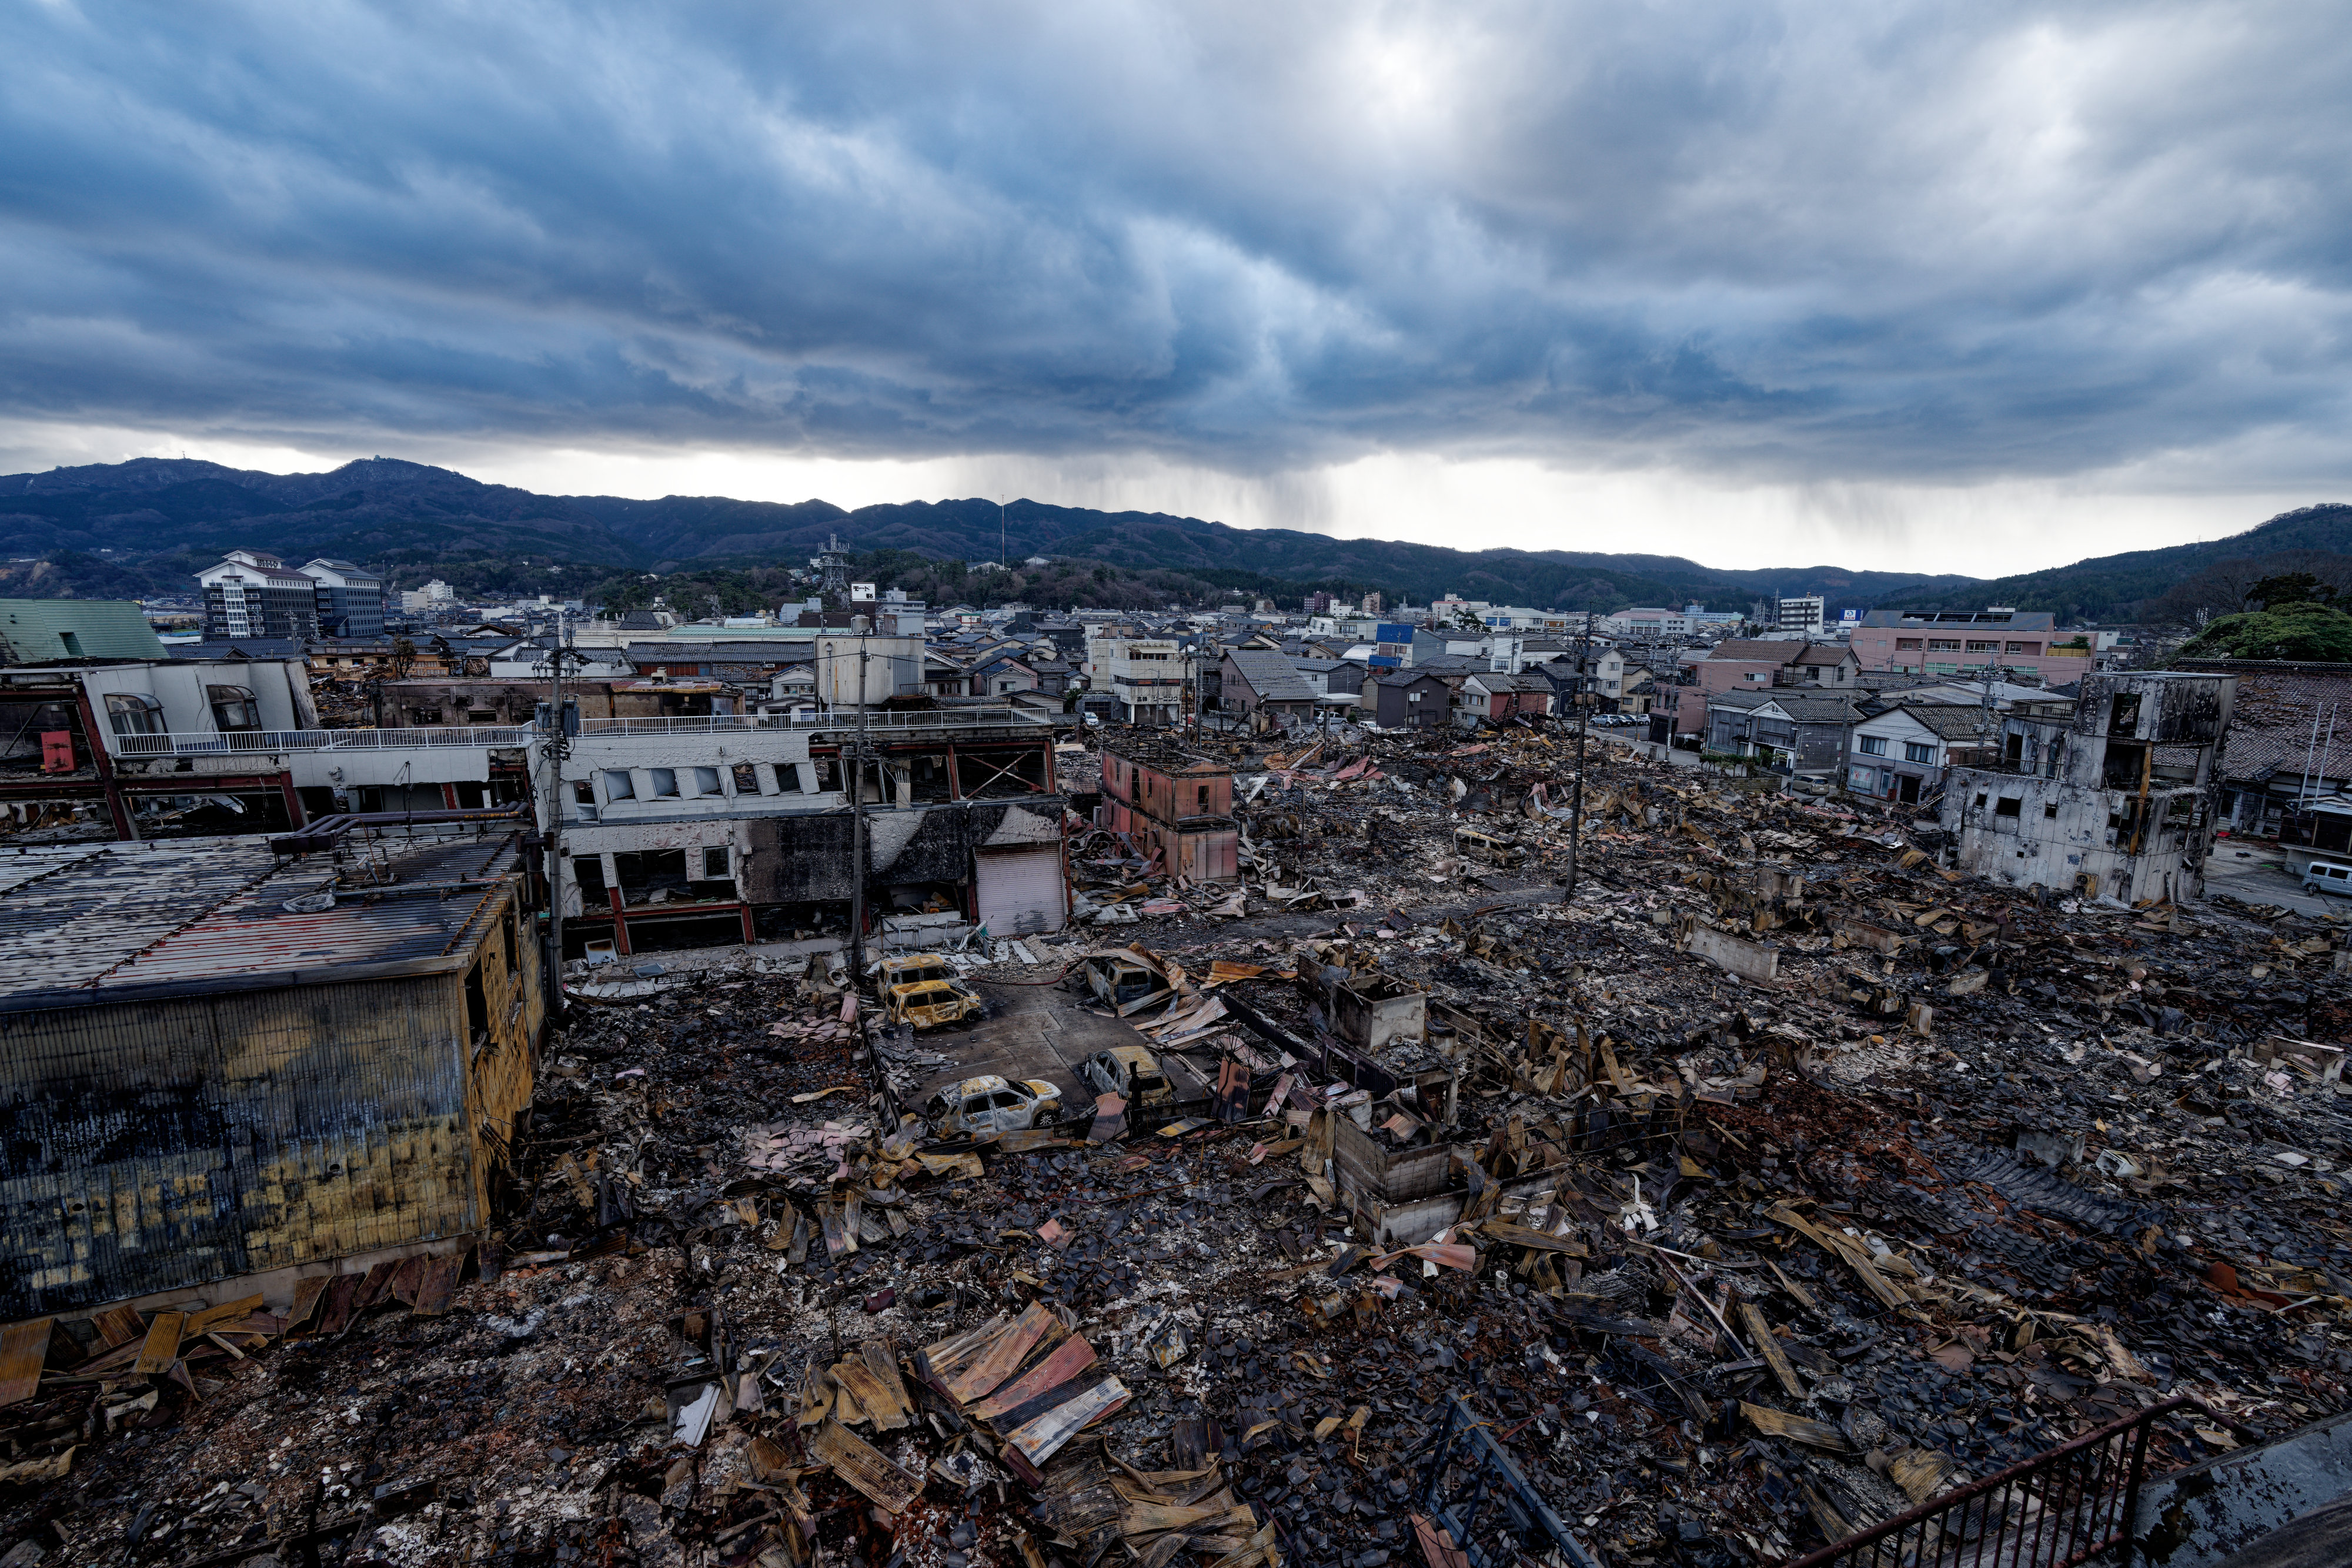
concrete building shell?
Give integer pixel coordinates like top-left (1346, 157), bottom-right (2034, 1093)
top-left (545, 711), bottom-right (1069, 954)
top-left (1939, 673), bottom-right (2236, 904)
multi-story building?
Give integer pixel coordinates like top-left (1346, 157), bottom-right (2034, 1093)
top-left (198, 550), bottom-right (321, 640)
top-left (1844, 703), bottom-right (2002, 805)
top-left (1850, 610), bottom-right (2094, 682)
top-left (1086, 637), bottom-right (1188, 726)
top-left (549, 707), bottom-right (1067, 953)
top-left (1776, 596), bottom-right (1827, 636)
top-left (1098, 736), bottom-right (1237, 882)
top-left (1938, 673), bottom-right (2234, 904)
top-left (1602, 607), bottom-right (1692, 639)
top-left (301, 558), bottom-right (387, 638)
top-left (0, 653), bottom-right (530, 838)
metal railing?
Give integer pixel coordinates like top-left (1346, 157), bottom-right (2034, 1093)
top-left (1780, 1396), bottom-right (2193, 1568)
top-left (108, 726), bottom-right (533, 757)
top-left (574, 708), bottom-right (1045, 737)
top-left (1413, 1393), bottom-right (1603, 1568)
top-left (103, 707), bottom-right (1052, 757)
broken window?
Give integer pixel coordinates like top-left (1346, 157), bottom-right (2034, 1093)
top-left (572, 781), bottom-right (594, 804)
top-left (2043, 803), bottom-right (2059, 819)
top-left (2109, 692), bottom-right (2141, 735)
top-left (573, 855), bottom-right (609, 899)
top-left (613, 848), bottom-right (690, 903)
top-left (104, 693), bottom-right (166, 736)
top-left (703, 846), bottom-right (731, 878)
top-left (206, 684), bottom-right (262, 732)
top-left (732, 763), bottom-right (760, 794)
top-left (603, 770), bottom-right (636, 800)
top-left (1995, 797), bottom-right (2022, 817)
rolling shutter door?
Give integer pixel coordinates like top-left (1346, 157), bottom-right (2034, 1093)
top-left (975, 844), bottom-right (1065, 935)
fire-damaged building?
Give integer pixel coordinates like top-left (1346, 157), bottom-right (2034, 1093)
top-left (0, 832), bottom-right (544, 1320)
top-left (1939, 671), bottom-right (2236, 904)
top-left (547, 706), bottom-right (1070, 955)
top-left (1097, 735), bottom-right (1238, 882)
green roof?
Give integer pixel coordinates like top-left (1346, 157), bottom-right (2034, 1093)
top-left (0, 600), bottom-right (169, 663)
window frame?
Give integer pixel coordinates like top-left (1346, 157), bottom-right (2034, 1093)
top-left (105, 692), bottom-right (166, 736)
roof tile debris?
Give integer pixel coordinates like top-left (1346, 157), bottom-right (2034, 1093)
top-left (1, 724), bottom-right (2346, 1567)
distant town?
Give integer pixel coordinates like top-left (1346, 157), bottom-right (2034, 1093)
top-left (1, 528), bottom-right (2346, 1568)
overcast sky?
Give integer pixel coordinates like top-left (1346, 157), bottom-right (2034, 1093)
top-left (4, 1), bottom-right (2347, 574)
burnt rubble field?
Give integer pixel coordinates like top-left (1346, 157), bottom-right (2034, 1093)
top-left (5, 728), bottom-right (2351, 1568)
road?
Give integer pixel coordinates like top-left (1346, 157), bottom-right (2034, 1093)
top-left (2201, 847), bottom-right (2350, 921)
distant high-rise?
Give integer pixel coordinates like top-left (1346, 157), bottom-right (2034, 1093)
top-left (1362, 591), bottom-right (1384, 614)
top-left (1776, 596), bottom-right (1827, 636)
top-left (302, 559), bottom-right (386, 639)
top-left (197, 550), bottom-right (321, 641)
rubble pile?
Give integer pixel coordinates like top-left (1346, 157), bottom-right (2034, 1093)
top-left (4, 730), bottom-right (2350, 1568)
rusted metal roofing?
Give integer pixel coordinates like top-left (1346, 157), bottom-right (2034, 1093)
top-left (0, 833), bottom-right (520, 1008)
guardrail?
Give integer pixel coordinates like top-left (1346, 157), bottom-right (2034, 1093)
top-left (110, 727), bottom-right (533, 757)
top-left (1779, 1395), bottom-right (2194, 1568)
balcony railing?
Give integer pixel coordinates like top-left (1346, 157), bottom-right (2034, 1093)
top-left (109, 726), bottom-right (533, 757)
top-left (575, 707), bottom-right (1043, 737)
top-left (103, 706), bottom-right (1051, 757)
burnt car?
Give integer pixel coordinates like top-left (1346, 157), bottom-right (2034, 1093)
top-left (1076, 1045), bottom-right (1175, 1110)
top-left (884, 977), bottom-right (985, 1030)
top-left (1081, 952), bottom-right (1171, 1014)
top-left (923, 1075), bottom-right (1063, 1137)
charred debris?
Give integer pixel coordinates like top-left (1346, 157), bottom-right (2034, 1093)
top-left (2, 725), bottom-right (2349, 1568)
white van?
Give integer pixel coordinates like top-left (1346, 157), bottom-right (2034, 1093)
top-left (2300, 858), bottom-right (2352, 897)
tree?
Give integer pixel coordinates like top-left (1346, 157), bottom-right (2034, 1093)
top-left (2247, 571), bottom-right (2337, 610)
top-left (2179, 601), bottom-right (2352, 662)
top-left (390, 636), bottom-right (416, 678)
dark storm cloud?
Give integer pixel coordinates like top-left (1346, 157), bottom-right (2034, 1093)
top-left (1, 0), bottom-right (2347, 483)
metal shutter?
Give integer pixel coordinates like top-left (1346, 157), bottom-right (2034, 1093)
top-left (975, 845), bottom-right (1065, 935)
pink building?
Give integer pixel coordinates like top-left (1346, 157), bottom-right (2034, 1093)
top-left (1850, 611), bottom-right (2093, 681)
top-left (1687, 639), bottom-right (1859, 736)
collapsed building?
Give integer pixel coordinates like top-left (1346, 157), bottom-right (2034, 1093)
top-left (0, 831), bottom-right (543, 1320)
top-left (1, 697), bottom-right (2348, 1568)
top-left (1941, 673), bottom-right (2235, 904)
top-left (550, 704), bottom-right (1070, 956)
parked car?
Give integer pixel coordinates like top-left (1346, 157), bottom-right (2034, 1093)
top-left (1077, 1046), bottom-right (1175, 1110)
top-left (924, 1075), bottom-right (1063, 1137)
top-left (2301, 858), bottom-right (2352, 897)
top-left (884, 975), bottom-right (985, 1030)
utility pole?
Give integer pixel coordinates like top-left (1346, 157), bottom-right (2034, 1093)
top-left (540, 609), bottom-right (574, 1016)
top-left (849, 634), bottom-right (871, 978)
top-left (1566, 611), bottom-right (1592, 897)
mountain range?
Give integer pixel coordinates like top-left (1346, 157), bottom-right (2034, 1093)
top-left (1, 456), bottom-right (2347, 621)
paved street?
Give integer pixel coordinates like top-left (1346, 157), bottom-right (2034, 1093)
top-left (2201, 845), bottom-right (2351, 921)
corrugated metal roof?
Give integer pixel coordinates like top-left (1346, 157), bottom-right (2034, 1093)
top-left (0, 834), bottom-right (517, 1005)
